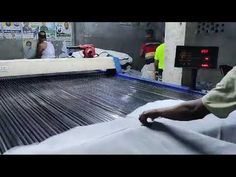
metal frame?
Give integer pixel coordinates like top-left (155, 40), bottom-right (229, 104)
top-left (0, 56), bottom-right (205, 96)
top-left (112, 57), bottom-right (205, 97)
top-left (0, 57), bottom-right (116, 78)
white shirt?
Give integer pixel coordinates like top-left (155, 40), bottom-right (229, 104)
top-left (41, 41), bottom-right (55, 59)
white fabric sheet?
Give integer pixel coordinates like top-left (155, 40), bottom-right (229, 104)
top-left (5, 100), bottom-right (236, 154)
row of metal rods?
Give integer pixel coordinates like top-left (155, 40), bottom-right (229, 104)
top-left (0, 75), bottom-right (132, 153)
top-left (32, 76), bottom-right (127, 121)
top-left (0, 74), bottom-right (199, 153)
top-left (4, 80), bottom-right (68, 133)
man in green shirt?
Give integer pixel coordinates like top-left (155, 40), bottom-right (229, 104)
top-left (154, 43), bottom-right (165, 81)
top-left (139, 66), bottom-right (236, 125)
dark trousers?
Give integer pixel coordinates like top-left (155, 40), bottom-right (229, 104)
top-left (145, 58), bottom-right (154, 64)
top-left (157, 69), bottom-right (163, 81)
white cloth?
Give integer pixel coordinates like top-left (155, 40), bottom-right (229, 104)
top-left (71, 48), bottom-right (133, 72)
top-left (41, 41), bottom-right (55, 59)
top-left (5, 100), bottom-right (236, 154)
top-left (141, 63), bottom-right (156, 80)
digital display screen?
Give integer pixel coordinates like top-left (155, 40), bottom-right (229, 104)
top-left (175, 46), bottom-right (219, 69)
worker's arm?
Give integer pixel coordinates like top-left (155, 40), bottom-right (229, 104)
top-left (139, 98), bottom-right (210, 124)
top-left (36, 42), bottom-right (46, 58)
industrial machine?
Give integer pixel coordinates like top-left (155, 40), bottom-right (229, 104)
top-left (175, 46), bottom-right (219, 69)
top-left (175, 46), bottom-right (219, 90)
top-left (0, 57), bottom-right (203, 154)
top-left (66, 45), bottom-right (133, 73)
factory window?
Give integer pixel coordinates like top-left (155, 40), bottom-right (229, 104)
top-left (196, 22), bottom-right (225, 35)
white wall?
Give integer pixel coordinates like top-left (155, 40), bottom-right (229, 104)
top-left (163, 22), bottom-right (186, 85)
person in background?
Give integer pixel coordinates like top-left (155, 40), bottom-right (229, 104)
top-left (4, 22), bottom-right (12, 30)
top-left (154, 43), bottom-right (165, 81)
top-left (24, 40), bottom-right (36, 59)
top-left (23, 22), bottom-right (33, 33)
top-left (13, 22), bottom-right (20, 27)
top-left (139, 66), bottom-right (236, 125)
top-left (140, 29), bottom-right (160, 80)
top-left (63, 22), bottom-right (70, 33)
top-left (40, 22), bottom-right (48, 32)
top-left (36, 31), bottom-right (55, 59)
top-left (5, 22), bottom-right (11, 27)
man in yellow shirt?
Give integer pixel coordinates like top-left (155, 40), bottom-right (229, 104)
top-left (139, 66), bottom-right (236, 124)
top-left (154, 43), bottom-right (165, 81)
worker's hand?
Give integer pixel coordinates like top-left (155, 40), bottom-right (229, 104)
top-left (139, 110), bottom-right (159, 125)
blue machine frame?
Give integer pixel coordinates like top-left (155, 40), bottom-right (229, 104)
top-left (112, 57), bottom-right (205, 97)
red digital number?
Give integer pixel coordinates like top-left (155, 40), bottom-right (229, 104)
top-left (201, 49), bottom-right (209, 54)
top-left (201, 63), bottom-right (209, 68)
